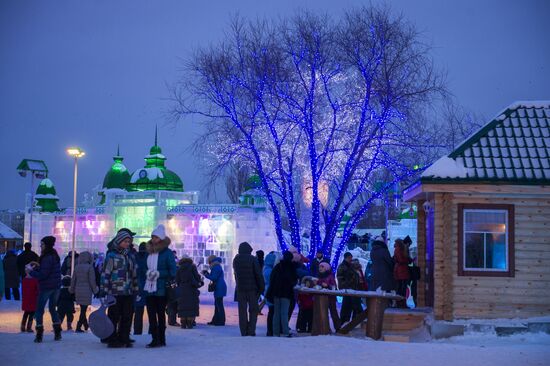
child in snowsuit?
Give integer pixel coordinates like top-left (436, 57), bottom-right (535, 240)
top-left (296, 278), bottom-right (314, 333)
top-left (57, 276), bottom-right (75, 330)
top-left (21, 264), bottom-right (39, 332)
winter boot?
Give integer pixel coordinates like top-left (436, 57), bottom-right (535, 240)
top-left (26, 317), bottom-right (34, 333)
top-left (34, 326), bottom-right (44, 343)
top-left (186, 318), bottom-right (194, 329)
top-left (20, 319), bottom-right (26, 333)
top-left (83, 318), bottom-right (89, 331)
top-left (159, 327), bottom-right (166, 347)
top-left (146, 337), bottom-right (161, 348)
top-left (76, 321), bottom-right (84, 333)
top-left (53, 323), bottom-right (62, 341)
top-left (66, 322), bottom-right (73, 331)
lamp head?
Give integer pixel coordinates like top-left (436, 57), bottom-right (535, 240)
top-left (67, 147), bottom-right (85, 158)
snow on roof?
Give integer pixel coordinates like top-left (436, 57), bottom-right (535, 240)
top-left (130, 167), bottom-right (164, 183)
top-left (112, 162), bottom-right (128, 172)
top-left (424, 101), bottom-right (550, 183)
top-left (421, 156), bottom-right (473, 179)
top-left (145, 153), bottom-right (166, 159)
top-left (0, 221), bottom-right (22, 239)
top-left (34, 194), bottom-right (59, 200)
top-left (39, 178), bottom-right (54, 188)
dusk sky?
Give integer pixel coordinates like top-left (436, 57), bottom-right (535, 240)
top-left (1, 0), bottom-right (548, 210)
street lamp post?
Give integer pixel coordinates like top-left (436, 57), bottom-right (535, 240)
top-left (67, 147), bottom-right (85, 277)
top-left (17, 159), bottom-right (48, 245)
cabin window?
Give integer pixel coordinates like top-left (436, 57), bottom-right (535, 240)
top-left (458, 204), bottom-right (514, 277)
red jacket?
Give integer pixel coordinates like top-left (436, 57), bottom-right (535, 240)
top-left (317, 272), bottom-right (337, 290)
top-left (393, 248), bottom-right (411, 281)
top-left (356, 270), bottom-right (368, 291)
top-left (22, 277), bottom-right (39, 312)
top-left (297, 293), bottom-right (314, 309)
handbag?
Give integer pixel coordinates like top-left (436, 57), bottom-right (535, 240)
top-left (208, 281), bottom-right (216, 292)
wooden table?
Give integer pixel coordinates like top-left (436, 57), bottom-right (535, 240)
top-left (295, 287), bottom-right (403, 340)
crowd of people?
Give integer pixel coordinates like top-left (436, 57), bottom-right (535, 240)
top-left (1, 229), bottom-right (418, 347)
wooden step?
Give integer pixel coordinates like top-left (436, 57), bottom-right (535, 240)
top-left (383, 333), bottom-right (411, 342)
top-left (359, 310), bottom-right (427, 333)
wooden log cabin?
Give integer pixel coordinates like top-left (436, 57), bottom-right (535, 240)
top-left (404, 101), bottom-right (550, 320)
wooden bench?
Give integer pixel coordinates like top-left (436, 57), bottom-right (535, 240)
top-left (295, 287), bottom-right (403, 340)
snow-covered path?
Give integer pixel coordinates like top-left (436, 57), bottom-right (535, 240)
top-left (0, 298), bottom-right (548, 366)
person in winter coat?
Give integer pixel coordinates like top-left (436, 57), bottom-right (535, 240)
top-left (202, 255), bottom-right (227, 326)
top-left (57, 275), bottom-right (75, 330)
top-left (310, 250), bottom-right (328, 278)
top-left (370, 236), bottom-right (395, 292)
top-left (3, 250), bottom-right (20, 300)
top-left (351, 259), bottom-right (365, 316)
top-left (287, 246), bottom-right (309, 323)
top-left (17, 242), bottom-right (39, 278)
top-left (233, 242), bottom-right (265, 337)
top-left (0, 258), bottom-right (4, 302)
top-left (133, 242), bottom-right (148, 335)
top-left (393, 238), bottom-right (411, 308)
top-left (268, 251), bottom-right (298, 337)
top-left (296, 277), bottom-right (314, 333)
top-left (263, 251), bottom-right (281, 336)
top-left (30, 236), bottom-right (62, 343)
top-left (317, 262), bottom-right (340, 331)
top-left (21, 264), bottom-right (39, 332)
top-left (337, 252), bottom-right (360, 323)
top-left (69, 251), bottom-right (99, 332)
top-left (176, 255), bottom-right (203, 329)
top-left (100, 229), bottom-right (139, 348)
top-left (61, 251), bottom-right (79, 276)
top-left (143, 225), bottom-right (177, 348)
top-left (166, 250), bottom-right (180, 327)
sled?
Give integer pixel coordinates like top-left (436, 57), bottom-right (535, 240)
top-left (89, 295), bottom-right (116, 339)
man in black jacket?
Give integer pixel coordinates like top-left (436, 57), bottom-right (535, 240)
top-left (17, 242), bottom-right (39, 278)
top-left (232, 242), bottom-right (265, 336)
top-left (337, 252), bottom-right (359, 323)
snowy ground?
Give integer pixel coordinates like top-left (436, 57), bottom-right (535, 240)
top-left (1, 298), bottom-right (549, 366)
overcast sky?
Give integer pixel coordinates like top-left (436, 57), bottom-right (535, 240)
top-left (1, 0), bottom-right (549, 210)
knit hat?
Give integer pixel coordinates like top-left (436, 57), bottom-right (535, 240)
top-left (41, 236), bottom-right (56, 248)
top-left (374, 236), bottom-right (385, 243)
top-left (319, 262), bottom-right (331, 273)
top-left (403, 235), bottom-right (413, 246)
top-left (113, 230), bottom-right (133, 246)
top-left (152, 224), bottom-right (166, 240)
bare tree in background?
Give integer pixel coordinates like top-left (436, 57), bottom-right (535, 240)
top-left (171, 6), bottom-right (445, 265)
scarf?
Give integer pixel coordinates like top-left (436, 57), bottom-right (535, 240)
top-left (145, 253), bottom-right (159, 293)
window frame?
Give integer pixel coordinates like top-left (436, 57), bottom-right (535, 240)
top-left (457, 204), bottom-right (515, 277)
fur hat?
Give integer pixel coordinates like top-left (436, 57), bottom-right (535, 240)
top-left (151, 224), bottom-right (166, 240)
top-left (319, 262), bottom-right (331, 273)
top-left (41, 236), bottom-right (56, 248)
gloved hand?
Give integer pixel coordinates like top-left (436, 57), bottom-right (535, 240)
top-left (146, 270), bottom-right (160, 281)
top-left (201, 269), bottom-right (209, 276)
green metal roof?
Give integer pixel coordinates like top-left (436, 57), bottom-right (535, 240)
top-left (126, 130), bottom-right (184, 192)
top-left (102, 147), bottom-right (131, 190)
top-left (422, 101), bottom-right (550, 184)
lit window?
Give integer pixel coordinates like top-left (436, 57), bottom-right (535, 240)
top-left (458, 205), bottom-right (514, 277)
